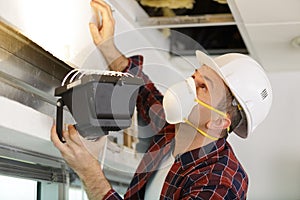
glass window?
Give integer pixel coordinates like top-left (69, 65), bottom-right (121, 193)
top-left (69, 186), bottom-right (88, 200)
top-left (0, 175), bottom-right (37, 200)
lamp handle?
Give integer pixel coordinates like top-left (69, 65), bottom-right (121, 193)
top-left (56, 98), bottom-right (65, 143)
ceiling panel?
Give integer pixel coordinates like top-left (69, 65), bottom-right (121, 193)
top-left (228, 0), bottom-right (300, 72)
top-left (246, 23), bottom-right (300, 72)
top-left (233, 0), bottom-right (300, 24)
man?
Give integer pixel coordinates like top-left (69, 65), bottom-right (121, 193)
top-left (51, 0), bottom-right (273, 199)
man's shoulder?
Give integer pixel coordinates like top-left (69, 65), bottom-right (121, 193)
top-left (186, 141), bottom-right (248, 186)
top-left (208, 141), bottom-right (249, 192)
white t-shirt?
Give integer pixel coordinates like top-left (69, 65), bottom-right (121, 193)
top-left (144, 147), bottom-right (175, 200)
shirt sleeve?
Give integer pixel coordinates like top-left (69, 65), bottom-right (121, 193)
top-left (125, 55), bottom-right (167, 135)
top-left (103, 189), bottom-right (123, 200)
top-left (102, 56), bottom-right (169, 200)
top-left (179, 169), bottom-right (246, 200)
top-left (181, 184), bottom-right (240, 200)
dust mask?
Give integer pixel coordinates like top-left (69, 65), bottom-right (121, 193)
top-left (163, 77), bottom-right (197, 124)
top-left (163, 77), bottom-right (229, 141)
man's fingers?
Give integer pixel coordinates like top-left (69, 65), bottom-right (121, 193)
top-left (89, 23), bottom-right (102, 44)
top-left (51, 124), bottom-right (69, 153)
top-left (62, 129), bottom-right (71, 143)
top-left (68, 125), bottom-right (84, 146)
top-left (62, 126), bottom-right (81, 148)
top-left (90, 0), bottom-right (114, 24)
top-left (89, 0), bottom-right (115, 46)
top-left (91, 0), bottom-right (113, 14)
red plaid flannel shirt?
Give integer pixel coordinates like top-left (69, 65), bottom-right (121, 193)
top-left (103, 56), bottom-right (248, 200)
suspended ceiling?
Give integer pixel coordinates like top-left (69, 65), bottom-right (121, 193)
top-left (136, 0), bottom-right (248, 55)
top-left (132, 0), bottom-right (300, 72)
top-left (0, 0), bottom-right (299, 73)
top-left (228, 0), bottom-right (300, 72)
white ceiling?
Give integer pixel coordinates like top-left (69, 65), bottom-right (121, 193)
top-left (228, 0), bottom-right (300, 72)
top-left (1, 0), bottom-right (299, 73)
top-left (231, 0), bottom-right (300, 24)
top-left (115, 0), bottom-right (300, 72)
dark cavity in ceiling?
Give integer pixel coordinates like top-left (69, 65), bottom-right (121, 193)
top-left (137, 0), bottom-right (248, 55)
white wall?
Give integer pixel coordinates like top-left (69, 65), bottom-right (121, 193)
top-left (228, 70), bottom-right (300, 199)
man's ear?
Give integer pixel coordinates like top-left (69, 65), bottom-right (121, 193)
top-left (206, 117), bottom-right (231, 131)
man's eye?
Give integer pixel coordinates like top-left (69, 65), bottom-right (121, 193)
top-left (196, 83), bottom-right (208, 92)
top-left (199, 84), bottom-right (207, 89)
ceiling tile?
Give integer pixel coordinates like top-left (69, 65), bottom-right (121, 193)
top-left (246, 23), bottom-right (300, 71)
top-left (233, 0), bottom-right (300, 24)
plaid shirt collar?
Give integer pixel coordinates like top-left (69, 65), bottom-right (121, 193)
top-left (151, 128), bottom-right (227, 171)
top-left (175, 138), bottom-right (226, 170)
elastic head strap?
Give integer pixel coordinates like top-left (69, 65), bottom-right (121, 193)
top-left (184, 118), bottom-right (219, 141)
top-left (194, 98), bottom-right (230, 132)
top-left (195, 98), bottom-right (227, 118)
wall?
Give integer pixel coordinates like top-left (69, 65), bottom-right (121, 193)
top-left (228, 70), bottom-right (300, 199)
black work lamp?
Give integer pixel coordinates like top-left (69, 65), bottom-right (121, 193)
top-left (55, 71), bottom-right (143, 142)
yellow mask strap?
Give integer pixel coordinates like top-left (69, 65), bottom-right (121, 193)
top-left (184, 118), bottom-right (219, 141)
top-left (194, 98), bottom-right (227, 118)
top-left (194, 98), bottom-right (230, 133)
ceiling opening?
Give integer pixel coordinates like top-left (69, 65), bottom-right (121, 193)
top-left (136, 0), bottom-right (248, 55)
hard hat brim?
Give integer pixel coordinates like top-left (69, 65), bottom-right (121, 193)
top-left (195, 50), bottom-right (251, 139)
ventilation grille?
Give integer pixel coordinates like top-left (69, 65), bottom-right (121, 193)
top-left (261, 89), bottom-right (268, 100)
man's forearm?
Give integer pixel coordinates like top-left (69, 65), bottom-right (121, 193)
top-left (79, 162), bottom-right (111, 200)
top-left (97, 40), bottom-right (128, 72)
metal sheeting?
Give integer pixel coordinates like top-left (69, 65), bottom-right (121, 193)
top-left (0, 144), bottom-right (68, 183)
top-left (0, 20), bottom-right (72, 117)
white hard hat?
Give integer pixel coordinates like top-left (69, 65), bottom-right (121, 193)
top-left (196, 50), bottom-right (273, 138)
